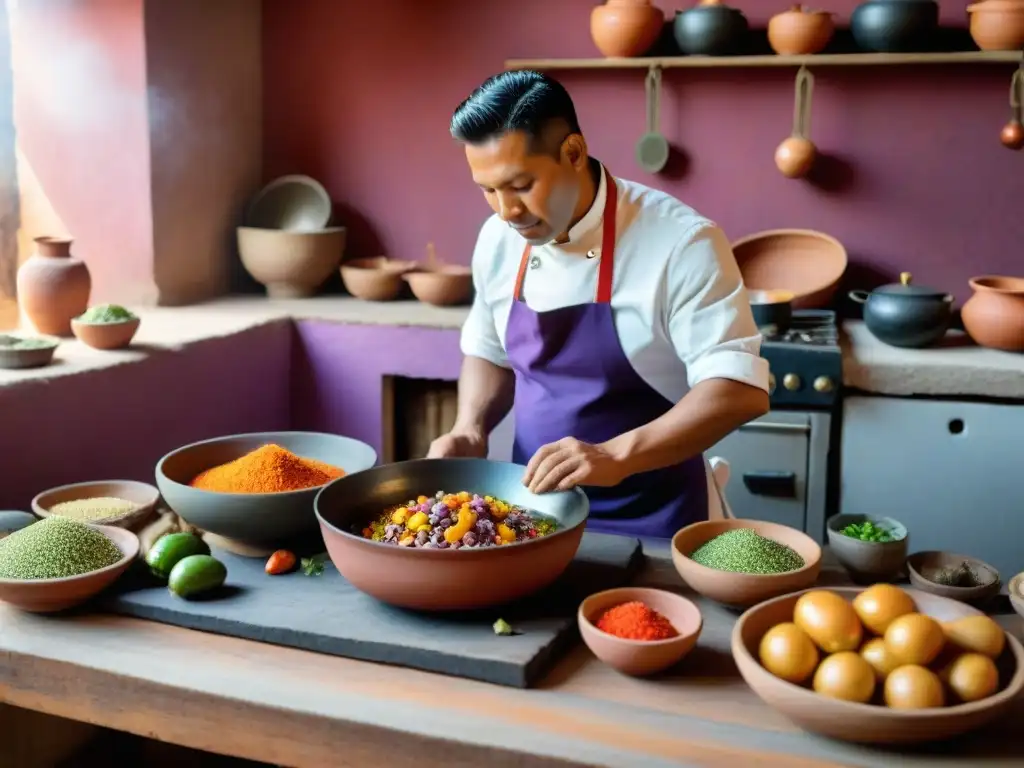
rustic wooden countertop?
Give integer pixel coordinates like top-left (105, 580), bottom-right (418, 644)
top-left (0, 542), bottom-right (1021, 768)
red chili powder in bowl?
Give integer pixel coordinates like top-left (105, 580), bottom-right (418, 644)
top-left (595, 600), bottom-right (678, 641)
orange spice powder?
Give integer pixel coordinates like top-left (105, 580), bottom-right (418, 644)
top-left (188, 443), bottom-right (345, 494)
top-left (595, 600), bottom-right (678, 641)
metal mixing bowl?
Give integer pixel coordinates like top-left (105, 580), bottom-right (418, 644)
top-left (314, 458), bottom-right (589, 611)
top-left (156, 431), bottom-right (377, 548)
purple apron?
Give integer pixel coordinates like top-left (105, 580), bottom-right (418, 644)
top-left (505, 169), bottom-right (708, 538)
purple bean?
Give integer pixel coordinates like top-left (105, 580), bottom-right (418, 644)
top-left (462, 532), bottom-right (478, 547)
top-left (431, 502), bottom-right (449, 518)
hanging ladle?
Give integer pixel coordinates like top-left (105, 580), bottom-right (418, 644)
top-left (774, 66), bottom-right (816, 179)
top-left (636, 66), bottom-right (670, 174)
top-left (1000, 67), bottom-right (1023, 151)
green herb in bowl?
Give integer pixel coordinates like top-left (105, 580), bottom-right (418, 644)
top-left (76, 303), bottom-right (137, 324)
top-left (840, 520), bottom-right (899, 543)
top-left (0, 334), bottom-right (58, 350)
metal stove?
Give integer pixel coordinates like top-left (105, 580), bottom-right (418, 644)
top-left (709, 310), bottom-right (842, 544)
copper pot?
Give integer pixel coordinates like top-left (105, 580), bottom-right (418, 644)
top-left (590, 0), bottom-right (665, 58)
top-left (767, 5), bottom-right (835, 55)
top-left (966, 0), bottom-right (1024, 51)
top-left (961, 275), bottom-right (1024, 352)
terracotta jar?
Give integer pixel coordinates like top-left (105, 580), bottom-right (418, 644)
top-left (960, 275), bottom-right (1024, 352)
top-left (591, 0), bottom-right (665, 58)
top-left (768, 6), bottom-right (835, 55)
top-left (16, 236), bottom-right (91, 336)
top-left (966, 0), bottom-right (1024, 51)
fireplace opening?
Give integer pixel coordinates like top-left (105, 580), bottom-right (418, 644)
top-left (382, 376), bottom-right (458, 463)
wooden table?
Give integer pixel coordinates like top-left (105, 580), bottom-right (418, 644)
top-left (0, 542), bottom-right (1021, 768)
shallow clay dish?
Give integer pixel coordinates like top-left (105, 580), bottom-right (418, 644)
top-left (906, 550), bottom-right (1001, 604)
top-left (314, 458), bottom-right (589, 611)
top-left (0, 525), bottom-right (139, 613)
top-left (733, 586), bottom-right (1024, 744)
top-left (245, 174), bottom-right (332, 231)
top-left (340, 257), bottom-right (418, 301)
top-left (71, 317), bottom-right (140, 350)
top-left (671, 519), bottom-right (822, 609)
top-left (156, 431), bottom-right (378, 553)
top-left (33, 479), bottom-right (159, 529)
top-left (826, 513), bottom-right (908, 584)
top-left (404, 266), bottom-right (472, 306)
top-left (0, 334), bottom-right (59, 369)
top-left (578, 587), bottom-right (703, 676)
top-left (1009, 572), bottom-right (1024, 620)
top-left (731, 229), bottom-right (848, 309)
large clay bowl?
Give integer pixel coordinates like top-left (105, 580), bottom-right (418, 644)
top-left (32, 479), bottom-right (159, 529)
top-left (314, 458), bottom-right (589, 611)
top-left (671, 519), bottom-right (822, 609)
top-left (0, 525), bottom-right (139, 613)
top-left (237, 226), bottom-right (347, 299)
top-left (731, 229), bottom-right (848, 309)
top-left (156, 431), bottom-right (377, 550)
top-left (733, 586), bottom-right (1024, 744)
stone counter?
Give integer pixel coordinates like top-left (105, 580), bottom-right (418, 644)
top-left (842, 320), bottom-right (1024, 400)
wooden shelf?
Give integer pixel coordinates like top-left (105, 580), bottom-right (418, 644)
top-left (505, 51), bottom-right (1024, 71)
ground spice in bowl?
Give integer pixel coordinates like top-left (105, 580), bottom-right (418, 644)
top-left (0, 516), bottom-right (123, 580)
top-left (689, 528), bottom-right (805, 575)
top-left (595, 600), bottom-right (679, 641)
top-left (189, 443), bottom-right (345, 493)
top-left (47, 496), bottom-right (140, 523)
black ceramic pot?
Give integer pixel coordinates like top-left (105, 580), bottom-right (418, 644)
top-left (849, 272), bottom-right (953, 348)
top-left (673, 1), bottom-right (749, 56)
top-left (849, 0), bottom-right (939, 53)
top-left (749, 290), bottom-right (794, 334)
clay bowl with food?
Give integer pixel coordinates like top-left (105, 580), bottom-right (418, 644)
top-left (32, 479), bottom-right (160, 530)
top-left (671, 519), bottom-right (822, 609)
top-left (1009, 572), bottom-right (1024, 621)
top-left (0, 524), bottom-right (139, 613)
top-left (578, 587), bottom-right (703, 676)
top-left (403, 265), bottom-right (473, 306)
top-left (733, 585), bottom-right (1024, 744)
top-left (731, 229), bottom-right (848, 309)
top-left (0, 333), bottom-right (59, 370)
top-left (71, 316), bottom-right (140, 350)
top-left (314, 457), bottom-right (589, 611)
top-left (156, 431), bottom-right (378, 554)
top-left (906, 551), bottom-right (1001, 605)
top-left (826, 514), bottom-right (908, 584)
top-left (340, 256), bottom-right (418, 301)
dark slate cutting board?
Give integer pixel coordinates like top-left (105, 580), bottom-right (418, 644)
top-left (101, 532), bottom-right (643, 688)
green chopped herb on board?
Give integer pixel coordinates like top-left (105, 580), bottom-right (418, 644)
top-left (689, 528), bottom-right (805, 575)
top-left (493, 618), bottom-right (514, 636)
top-left (301, 553), bottom-right (326, 576)
top-left (77, 303), bottom-right (137, 324)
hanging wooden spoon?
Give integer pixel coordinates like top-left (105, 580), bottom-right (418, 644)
top-left (1000, 68), bottom-right (1023, 151)
top-left (774, 66), bottom-right (817, 179)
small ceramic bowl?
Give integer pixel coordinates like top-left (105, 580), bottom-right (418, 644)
top-left (826, 513), bottom-right (908, 584)
top-left (71, 317), bottom-right (140, 350)
top-left (906, 551), bottom-right (1001, 604)
top-left (32, 479), bottom-right (160, 529)
top-left (0, 333), bottom-right (59, 369)
top-left (340, 257), bottom-right (418, 301)
top-left (0, 511), bottom-right (37, 540)
top-left (0, 525), bottom-right (139, 613)
top-left (404, 265), bottom-right (472, 306)
top-left (1009, 572), bottom-right (1024, 621)
top-left (671, 519), bottom-right (822, 609)
top-left (578, 587), bottom-right (703, 676)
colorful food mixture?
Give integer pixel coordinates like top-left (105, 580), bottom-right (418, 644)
top-left (189, 443), bottom-right (345, 493)
top-left (840, 520), bottom-right (899, 543)
top-left (689, 528), bottom-right (804, 574)
top-left (595, 601), bottom-right (678, 641)
top-left (47, 496), bottom-right (140, 522)
top-left (0, 517), bottom-right (123, 580)
top-left (360, 491), bottom-right (558, 549)
top-left (76, 303), bottom-right (137, 323)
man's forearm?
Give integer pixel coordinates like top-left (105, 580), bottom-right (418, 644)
top-left (603, 378), bottom-right (769, 478)
top-left (452, 355), bottom-right (516, 436)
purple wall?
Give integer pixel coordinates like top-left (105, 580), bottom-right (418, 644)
top-left (263, 0), bottom-right (1024, 303)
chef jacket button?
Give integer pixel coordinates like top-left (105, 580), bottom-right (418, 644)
top-left (587, 249), bottom-right (599, 259)
top-left (529, 256), bottom-right (541, 269)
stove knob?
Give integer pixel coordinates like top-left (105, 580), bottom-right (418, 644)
top-left (768, 372), bottom-right (777, 394)
top-left (783, 373), bottom-right (802, 391)
top-left (813, 376), bottom-right (835, 393)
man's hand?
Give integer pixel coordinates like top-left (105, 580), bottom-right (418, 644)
top-left (427, 429), bottom-right (488, 459)
top-left (522, 437), bottom-right (626, 494)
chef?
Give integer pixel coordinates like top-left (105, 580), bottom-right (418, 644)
top-left (427, 70), bottom-right (770, 537)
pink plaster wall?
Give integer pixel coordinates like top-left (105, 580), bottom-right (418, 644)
top-left (262, 0), bottom-right (1024, 303)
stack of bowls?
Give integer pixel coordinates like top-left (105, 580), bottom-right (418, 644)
top-left (237, 175), bottom-right (347, 298)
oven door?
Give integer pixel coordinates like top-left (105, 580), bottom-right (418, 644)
top-left (708, 411), bottom-right (810, 531)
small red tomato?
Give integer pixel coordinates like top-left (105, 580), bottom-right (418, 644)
top-left (265, 549), bottom-right (297, 575)
top-left (527, 529), bottom-right (537, 538)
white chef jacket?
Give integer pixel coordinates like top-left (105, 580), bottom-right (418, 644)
top-left (460, 166), bottom-right (770, 517)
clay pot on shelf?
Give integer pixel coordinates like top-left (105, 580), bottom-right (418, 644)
top-left (590, 0), bottom-right (665, 58)
top-left (849, 0), bottom-right (939, 53)
top-left (767, 5), bottom-right (835, 55)
top-left (966, 0), bottom-right (1024, 51)
top-left (848, 271), bottom-right (953, 349)
top-left (673, 0), bottom-right (750, 56)
top-left (960, 275), bottom-right (1024, 352)
top-left (236, 226), bottom-right (346, 299)
top-left (16, 236), bottom-right (91, 336)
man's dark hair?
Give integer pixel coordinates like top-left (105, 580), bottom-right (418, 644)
top-left (450, 70), bottom-right (582, 156)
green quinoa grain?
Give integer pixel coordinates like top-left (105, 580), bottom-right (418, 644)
top-left (689, 528), bottom-right (805, 574)
top-left (0, 516), bottom-right (124, 580)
